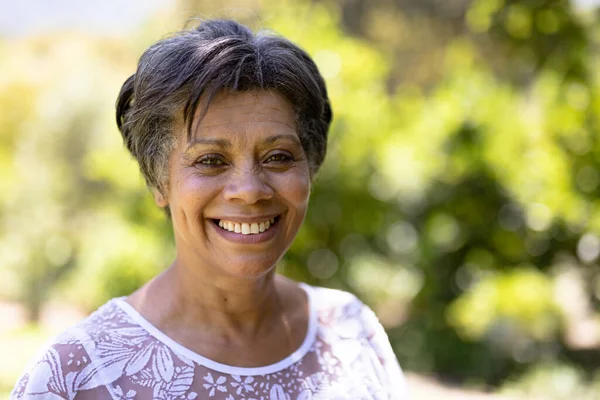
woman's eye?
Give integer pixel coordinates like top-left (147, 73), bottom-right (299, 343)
top-left (196, 156), bottom-right (226, 167)
top-left (265, 153), bottom-right (293, 163)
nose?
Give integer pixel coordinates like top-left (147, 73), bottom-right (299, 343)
top-left (222, 165), bottom-right (274, 204)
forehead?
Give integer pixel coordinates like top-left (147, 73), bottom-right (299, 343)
top-left (192, 90), bottom-right (296, 136)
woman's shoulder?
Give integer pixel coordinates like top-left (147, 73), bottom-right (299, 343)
top-left (10, 298), bottom-right (133, 399)
top-left (49, 297), bottom-right (132, 346)
top-left (301, 284), bottom-right (380, 331)
top-left (303, 284), bottom-right (363, 313)
top-left (303, 284), bottom-right (410, 398)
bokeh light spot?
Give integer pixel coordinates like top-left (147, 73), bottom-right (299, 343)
top-left (307, 248), bottom-right (339, 279)
top-left (313, 50), bottom-right (341, 80)
top-left (576, 233), bottom-right (600, 264)
top-left (526, 203), bottom-right (552, 232)
top-left (386, 221), bottom-right (418, 254)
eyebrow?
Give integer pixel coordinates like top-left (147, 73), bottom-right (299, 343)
top-left (186, 134), bottom-right (301, 151)
top-left (263, 134), bottom-right (302, 146)
top-left (186, 138), bottom-right (232, 150)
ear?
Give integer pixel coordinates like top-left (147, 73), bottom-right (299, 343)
top-left (152, 188), bottom-right (169, 208)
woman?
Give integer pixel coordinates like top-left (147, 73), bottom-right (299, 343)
top-left (12, 19), bottom-right (408, 399)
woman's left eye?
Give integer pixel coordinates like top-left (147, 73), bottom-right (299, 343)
top-left (265, 153), bottom-right (293, 163)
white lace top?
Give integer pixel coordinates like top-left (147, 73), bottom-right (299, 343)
top-left (11, 284), bottom-right (409, 399)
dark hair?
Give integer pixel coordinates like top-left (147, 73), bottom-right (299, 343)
top-left (115, 19), bottom-right (332, 194)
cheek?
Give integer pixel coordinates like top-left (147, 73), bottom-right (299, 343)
top-left (295, 178), bottom-right (311, 209)
top-left (171, 173), bottom-right (220, 216)
top-left (276, 168), bottom-right (311, 210)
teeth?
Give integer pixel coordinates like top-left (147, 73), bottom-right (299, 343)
top-left (218, 217), bottom-right (277, 235)
top-left (241, 223), bottom-right (250, 235)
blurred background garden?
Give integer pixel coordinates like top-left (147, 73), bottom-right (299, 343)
top-left (1, 0), bottom-right (600, 398)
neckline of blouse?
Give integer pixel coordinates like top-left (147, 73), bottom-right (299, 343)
top-left (113, 282), bottom-right (318, 376)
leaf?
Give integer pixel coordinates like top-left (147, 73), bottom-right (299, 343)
top-left (269, 384), bottom-right (289, 400)
top-left (167, 365), bottom-right (194, 396)
top-left (45, 348), bottom-right (68, 396)
top-left (153, 346), bottom-right (174, 381)
top-left (24, 361), bottom-right (53, 395)
top-left (73, 351), bottom-right (131, 391)
top-left (113, 327), bottom-right (149, 339)
top-left (124, 344), bottom-right (153, 376)
top-left (296, 390), bottom-right (312, 400)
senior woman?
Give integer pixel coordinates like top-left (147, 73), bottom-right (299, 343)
top-left (12, 20), bottom-right (408, 400)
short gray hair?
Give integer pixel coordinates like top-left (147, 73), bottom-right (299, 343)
top-left (116, 19), bottom-right (332, 194)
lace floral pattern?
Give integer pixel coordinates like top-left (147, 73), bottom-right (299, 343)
top-left (11, 286), bottom-right (408, 399)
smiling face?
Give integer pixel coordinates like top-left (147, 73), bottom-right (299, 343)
top-left (157, 90), bottom-right (311, 279)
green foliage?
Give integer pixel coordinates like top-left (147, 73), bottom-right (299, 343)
top-left (0, 33), bottom-right (174, 315)
top-left (447, 268), bottom-right (559, 341)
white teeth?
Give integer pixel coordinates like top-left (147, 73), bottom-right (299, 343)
top-left (241, 223), bottom-right (250, 235)
top-left (218, 217), bottom-right (277, 235)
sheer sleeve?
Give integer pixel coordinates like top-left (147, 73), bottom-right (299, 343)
top-left (10, 340), bottom-right (92, 400)
top-left (360, 302), bottom-right (410, 399)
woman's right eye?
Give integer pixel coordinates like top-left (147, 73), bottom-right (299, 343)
top-left (196, 155), bottom-right (226, 167)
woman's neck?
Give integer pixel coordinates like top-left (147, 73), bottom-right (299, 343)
top-left (125, 258), bottom-right (309, 368)
top-left (128, 259), bottom-right (285, 341)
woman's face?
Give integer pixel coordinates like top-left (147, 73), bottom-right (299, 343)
top-left (157, 91), bottom-right (311, 279)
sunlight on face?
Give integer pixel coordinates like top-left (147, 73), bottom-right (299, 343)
top-left (159, 91), bottom-right (311, 279)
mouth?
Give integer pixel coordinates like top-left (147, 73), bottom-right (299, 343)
top-left (212, 216), bottom-right (281, 235)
